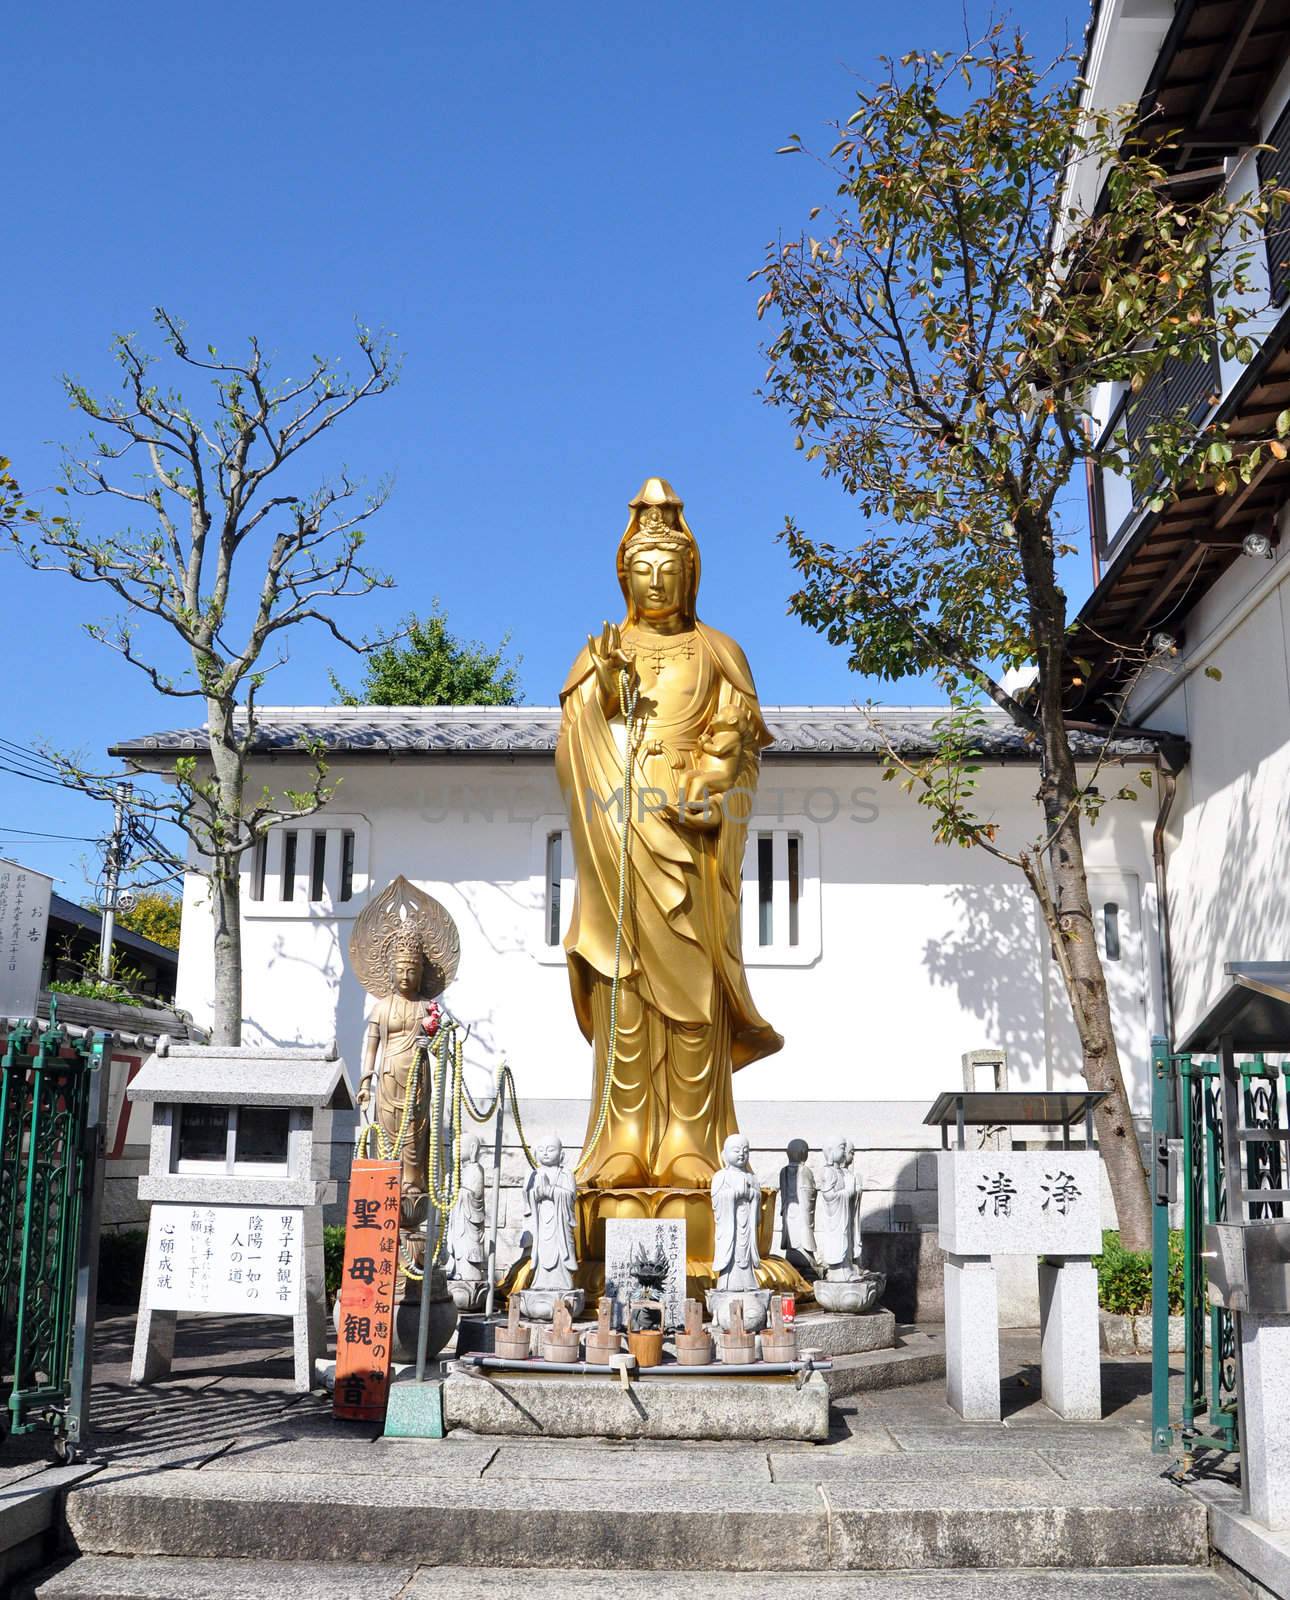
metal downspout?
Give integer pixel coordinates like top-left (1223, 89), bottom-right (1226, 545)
top-left (1151, 763), bottom-right (1179, 1052)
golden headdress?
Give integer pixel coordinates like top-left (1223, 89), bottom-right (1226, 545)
top-left (616, 476), bottom-right (701, 625)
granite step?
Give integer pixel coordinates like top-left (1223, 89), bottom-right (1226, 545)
top-left (30, 1556), bottom-right (1243, 1599)
top-left (61, 1464), bottom-right (1209, 1571)
top-left (824, 1325), bottom-right (946, 1396)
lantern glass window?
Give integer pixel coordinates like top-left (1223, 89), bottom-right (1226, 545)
top-left (234, 1106), bottom-right (291, 1169)
top-left (173, 1104), bottom-right (293, 1175)
top-left (176, 1105), bottom-right (230, 1165)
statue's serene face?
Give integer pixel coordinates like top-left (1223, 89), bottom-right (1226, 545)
top-left (724, 1134), bottom-right (750, 1169)
top-left (538, 1137), bottom-right (563, 1167)
top-left (825, 1138), bottom-right (847, 1166)
top-left (393, 952), bottom-right (422, 998)
top-left (627, 544), bottom-right (687, 622)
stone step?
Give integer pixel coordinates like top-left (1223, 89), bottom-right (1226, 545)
top-left (61, 1464), bottom-right (1208, 1572)
top-left (31, 1557), bottom-right (1242, 1599)
top-left (824, 1326), bottom-right (946, 1396)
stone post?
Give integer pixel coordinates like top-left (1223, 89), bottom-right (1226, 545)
top-left (1240, 1312), bottom-right (1290, 1530)
top-left (944, 1252), bottom-right (1000, 1420)
top-left (937, 1146), bottom-right (1102, 1423)
top-left (1038, 1256), bottom-right (1101, 1420)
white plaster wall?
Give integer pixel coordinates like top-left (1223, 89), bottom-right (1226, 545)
top-left (1125, 522), bottom-right (1290, 1045)
top-left (174, 749), bottom-right (1163, 1117)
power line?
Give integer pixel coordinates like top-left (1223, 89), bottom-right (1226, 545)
top-left (0, 827), bottom-right (103, 842)
top-left (0, 735), bottom-right (61, 767)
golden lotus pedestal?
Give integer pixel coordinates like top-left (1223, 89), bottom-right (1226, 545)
top-left (572, 1185), bottom-right (813, 1303)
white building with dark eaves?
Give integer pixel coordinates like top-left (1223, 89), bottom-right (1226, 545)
top-left (112, 702), bottom-right (1177, 1293)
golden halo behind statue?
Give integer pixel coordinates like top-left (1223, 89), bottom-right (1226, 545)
top-left (349, 874), bottom-right (460, 1001)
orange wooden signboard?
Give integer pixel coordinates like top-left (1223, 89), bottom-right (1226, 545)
top-left (333, 1158), bottom-right (402, 1421)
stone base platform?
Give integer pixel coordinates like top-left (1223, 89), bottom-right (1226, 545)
top-left (442, 1367), bottom-right (830, 1440)
top-left (793, 1308), bottom-right (895, 1358)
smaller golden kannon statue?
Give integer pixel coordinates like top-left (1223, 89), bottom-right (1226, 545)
top-left (350, 875), bottom-right (461, 1230)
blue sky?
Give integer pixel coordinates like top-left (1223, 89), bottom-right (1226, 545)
top-left (1, 0), bottom-right (1087, 896)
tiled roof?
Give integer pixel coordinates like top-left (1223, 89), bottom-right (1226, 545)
top-left (110, 704), bottom-right (1187, 766)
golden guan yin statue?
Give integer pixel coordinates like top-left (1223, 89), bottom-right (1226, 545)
top-left (557, 477), bottom-right (801, 1293)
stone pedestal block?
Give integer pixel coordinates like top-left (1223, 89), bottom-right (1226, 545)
top-left (1038, 1256), bottom-right (1101, 1420)
top-left (944, 1252), bottom-right (1000, 1420)
top-left (383, 1371), bottom-right (445, 1439)
top-left (1240, 1311), bottom-right (1290, 1530)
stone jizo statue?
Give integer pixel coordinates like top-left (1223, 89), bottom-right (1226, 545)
top-left (711, 1133), bottom-right (761, 1292)
top-left (778, 1138), bottom-right (818, 1278)
top-left (446, 1132), bottom-right (487, 1307)
top-left (814, 1135), bottom-right (886, 1315)
top-left (815, 1137), bottom-right (859, 1279)
top-left (524, 1135), bottom-right (579, 1299)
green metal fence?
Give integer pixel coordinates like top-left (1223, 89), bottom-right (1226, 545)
top-left (0, 1009), bottom-right (110, 1458)
top-left (1151, 1034), bottom-right (1287, 1459)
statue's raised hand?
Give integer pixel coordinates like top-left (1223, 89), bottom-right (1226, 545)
top-left (587, 620), bottom-right (635, 712)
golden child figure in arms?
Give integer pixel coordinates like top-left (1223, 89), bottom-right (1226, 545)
top-left (556, 478), bottom-right (783, 1191)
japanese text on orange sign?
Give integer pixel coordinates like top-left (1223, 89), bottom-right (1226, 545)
top-left (333, 1159), bottom-right (402, 1421)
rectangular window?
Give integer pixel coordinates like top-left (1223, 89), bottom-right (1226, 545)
top-left (743, 824), bottom-right (816, 964)
top-left (244, 816), bottom-right (368, 917)
top-left (758, 833), bottom-right (774, 946)
top-left (176, 1105), bottom-right (230, 1165)
top-left (546, 830), bottom-right (563, 946)
top-left (234, 1106), bottom-right (291, 1168)
top-left (310, 830), bottom-right (327, 904)
top-left (281, 831), bottom-right (298, 901)
top-left (340, 830), bottom-right (355, 902)
top-left (174, 1104), bottom-right (292, 1175)
top-left (251, 835), bottom-right (267, 903)
top-left (1103, 902), bottom-right (1121, 962)
top-left (787, 833), bottom-right (800, 948)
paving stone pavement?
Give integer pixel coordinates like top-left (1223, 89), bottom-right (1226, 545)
top-left (8, 1314), bottom-right (1242, 1593)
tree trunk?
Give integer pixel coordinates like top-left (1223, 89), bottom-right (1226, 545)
top-left (210, 859), bottom-right (242, 1046)
top-left (1019, 510), bottom-right (1152, 1251)
top-left (206, 697), bottom-right (245, 1047)
top-left (1039, 765), bottom-right (1152, 1250)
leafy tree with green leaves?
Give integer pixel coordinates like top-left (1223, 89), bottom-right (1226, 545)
top-left (0, 457), bottom-right (36, 534)
top-left (755, 28), bottom-right (1281, 1246)
top-left (330, 606), bottom-right (523, 706)
top-left (9, 310), bottom-right (400, 1045)
top-left (116, 889), bottom-right (183, 951)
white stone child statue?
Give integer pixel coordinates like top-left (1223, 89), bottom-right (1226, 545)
top-left (711, 1132), bottom-right (762, 1291)
top-left (524, 1135), bottom-right (578, 1293)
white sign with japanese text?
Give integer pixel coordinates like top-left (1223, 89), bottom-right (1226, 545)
top-left (603, 1217), bottom-right (687, 1330)
top-left (937, 1149), bottom-right (1102, 1256)
top-left (146, 1203), bottom-right (304, 1314)
top-left (0, 860), bottom-right (52, 1021)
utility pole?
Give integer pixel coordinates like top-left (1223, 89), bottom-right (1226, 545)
top-left (98, 782), bottom-right (132, 981)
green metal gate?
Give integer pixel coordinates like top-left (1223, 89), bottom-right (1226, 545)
top-left (1151, 1034), bottom-right (1287, 1459)
top-left (0, 1009), bottom-right (111, 1458)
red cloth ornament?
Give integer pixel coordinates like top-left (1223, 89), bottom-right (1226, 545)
top-left (422, 1001), bottom-right (443, 1036)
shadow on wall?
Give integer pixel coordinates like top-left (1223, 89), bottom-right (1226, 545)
top-left (921, 880), bottom-right (1047, 1088)
top-left (1170, 758), bottom-right (1290, 1040)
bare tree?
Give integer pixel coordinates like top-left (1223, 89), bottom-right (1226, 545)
top-left (9, 309), bottom-right (401, 1043)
